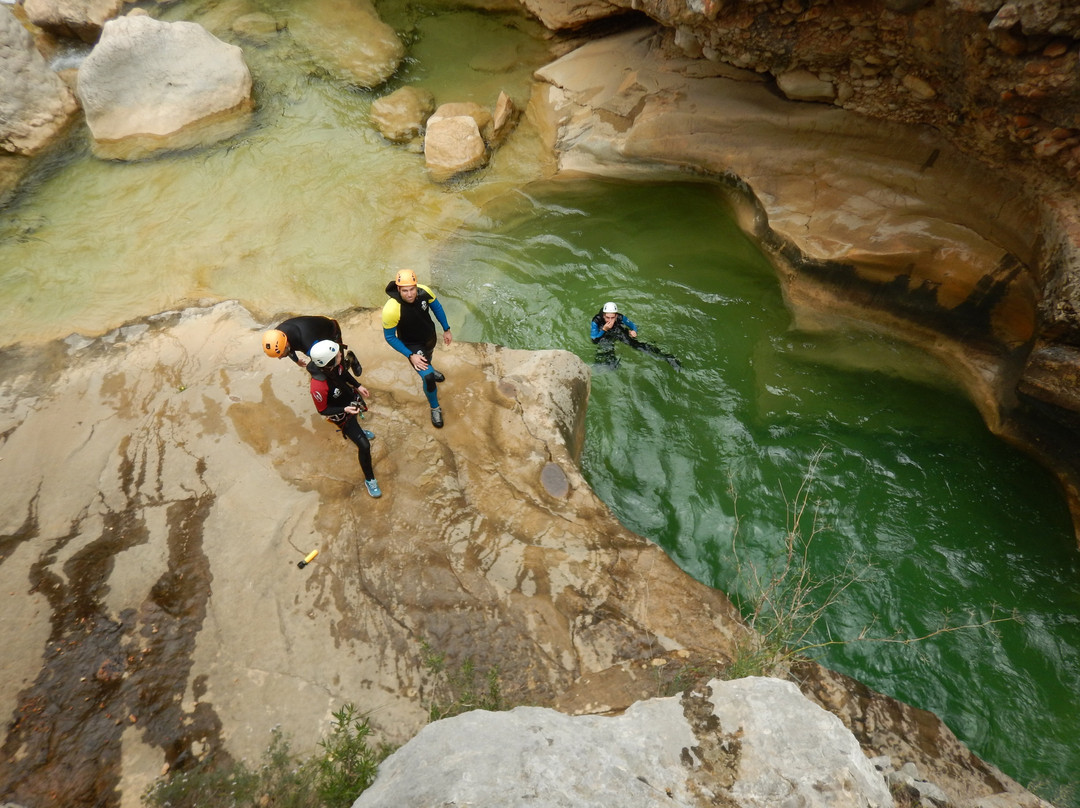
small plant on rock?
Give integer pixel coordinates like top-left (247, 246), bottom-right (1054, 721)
top-left (421, 639), bottom-right (504, 721)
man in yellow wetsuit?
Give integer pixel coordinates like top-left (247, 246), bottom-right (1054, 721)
top-left (382, 269), bottom-right (453, 428)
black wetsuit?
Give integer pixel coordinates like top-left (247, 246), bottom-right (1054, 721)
top-left (310, 361), bottom-right (373, 480)
top-left (276, 316), bottom-right (344, 374)
top-left (589, 310), bottom-right (681, 370)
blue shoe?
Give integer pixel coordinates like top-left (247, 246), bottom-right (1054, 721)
top-left (364, 479), bottom-right (382, 498)
top-left (364, 430), bottom-right (375, 440)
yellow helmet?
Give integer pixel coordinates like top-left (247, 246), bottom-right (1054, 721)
top-left (395, 268), bottom-right (418, 287)
top-left (262, 329), bottom-right (289, 358)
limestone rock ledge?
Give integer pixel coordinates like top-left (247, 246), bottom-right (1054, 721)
top-left (0, 302), bottom-right (1048, 807)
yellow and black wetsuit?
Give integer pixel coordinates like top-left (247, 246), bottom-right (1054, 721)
top-left (382, 281), bottom-right (451, 408)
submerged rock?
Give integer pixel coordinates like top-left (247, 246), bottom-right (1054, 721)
top-left (285, 0), bottom-right (404, 89)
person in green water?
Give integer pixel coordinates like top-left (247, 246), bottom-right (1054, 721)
top-left (590, 301), bottom-right (680, 370)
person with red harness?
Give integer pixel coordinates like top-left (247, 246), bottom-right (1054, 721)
top-left (308, 340), bottom-right (382, 498)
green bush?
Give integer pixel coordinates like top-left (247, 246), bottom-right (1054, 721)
top-left (420, 639), bottom-right (504, 721)
top-left (143, 705), bottom-right (390, 808)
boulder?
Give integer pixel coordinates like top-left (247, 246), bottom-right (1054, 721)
top-left (776, 68), bottom-right (836, 103)
top-left (429, 100), bottom-right (493, 141)
top-left (285, 0), bottom-right (404, 89)
top-left (0, 5), bottom-right (79, 156)
top-left (22, 0), bottom-right (126, 42)
top-left (231, 11), bottom-right (285, 42)
top-left (490, 90), bottom-right (519, 147)
top-left (354, 677), bottom-right (893, 808)
top-left (519, 0), bottom-right (626, 31)
top-left (75, 14), bottom-right (253, 159)
top-left (370, 85), bottom-right (436, 146)
top-left (424, 112), bottom-right (489, 180)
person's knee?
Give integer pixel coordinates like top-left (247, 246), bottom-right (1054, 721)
top-left (424, 373), bottom-right (437, 393)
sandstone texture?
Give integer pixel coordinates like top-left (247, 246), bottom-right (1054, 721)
top-left (0, 5), bottom-right (79, 156)
top-left (355, 677), bottom-right (893, 808)
top-left (75, 14), bottom-right (253, 159)
top-left (524, 0), bottom-right (1080, 192)
top-left (0, 303), bottom-right (740, 806)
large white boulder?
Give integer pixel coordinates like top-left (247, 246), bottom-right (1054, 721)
top-left (353, 677), bottom-right (894, 808)
top-left (75, 14), bottom-right (253, 158)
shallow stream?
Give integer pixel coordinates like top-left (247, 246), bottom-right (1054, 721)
top-left (1, 0), bottom-right (1078, 803)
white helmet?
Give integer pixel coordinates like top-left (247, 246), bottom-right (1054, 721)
top-left (602, 301), bottom-right (618, 313)
top-left (309, 340), bottom-right (340, 368)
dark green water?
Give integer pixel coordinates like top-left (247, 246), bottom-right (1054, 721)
top-left (436, 178), bottom-right (1080, 805)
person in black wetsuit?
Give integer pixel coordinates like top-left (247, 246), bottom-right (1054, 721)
top-left (381, 269), bottom-right (452, 428)
top-left (308, 340), bottom-right (382, 499)
top-left (262, 315), bottom-right (362, 376)
top-left (590, 301), bottom-right (680, 370)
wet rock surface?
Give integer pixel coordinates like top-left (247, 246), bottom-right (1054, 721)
top-left (0, 302), bottom-right (745, 806)
top-left (0, 303), bottom-right (1050, 808)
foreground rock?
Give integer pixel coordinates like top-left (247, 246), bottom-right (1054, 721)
top-left (75, 14), bottom-right (253, 159)
top-left (355, 677), bottom-right (894, 808)
top-left (530, 25), bottom-right (1080, 542)
top-left (0, 303), bottom-right (1047, 808)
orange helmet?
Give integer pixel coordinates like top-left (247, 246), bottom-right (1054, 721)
top-left (262, 329), bottom-right (289, 358)
top-left (395, 268), bottom-right (418, 287)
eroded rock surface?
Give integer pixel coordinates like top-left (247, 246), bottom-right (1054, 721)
top-left (0, 302), bottom-right (1050, 808)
